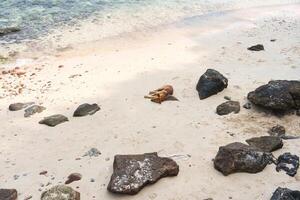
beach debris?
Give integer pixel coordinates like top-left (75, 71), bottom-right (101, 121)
top-left (248, 80), bottom-right (300, 111)
top-left (83, 148), bottom-right (101, 157)
top-left (65, 173), bottom-right (82, 184)
top-left (107, 152), bottom-right (179, 195)
top-left (144, 85), bottom-right (178, 104)
top-left (39, 114), bottom-right (69, 127)
top-left (247, 44), bottom-right (264, 51)
top-left (0, 27), bottom-right (20, 36)
top-left (24, 105), bottom-right (46, 117)
top-left (275, 153), bottom-right (299, 177)
top-left (216, 101), bottom-right (240, 115)
top-left (271, 187), bottom-right (300, 200)
top-left (268, 125), bottom-right (300, 140)
top-left (0, 189), bottom-right (17, 200)
top-left (9, 102), bottom-right (34, 111)
top-left (41, 185), bottom-right (80, 200)
top-left (196, 69), bottom-right (228, 100)
top-left (73, 103), bottom-right (100, 117)
top-left (214, 142), bottom-right (271, 176)
top-left (243, 102), bottom-right (252, 109)
top-left (246, 136), bottom-right (283, 152)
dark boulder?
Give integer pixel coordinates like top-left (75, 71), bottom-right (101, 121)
top-left (39, 114), bottom-right (69, 127)
top-left (275, 153), bottom-right (299, 177)
top-left (73, 103), bottom-right (100, 117)
top-left (247, 44), bottom-right (264, 51)
top-left (196, 69), bottom-right (228, 100)
top-left (107, 152), bottom-right (179, 195)
top-left (41, 185), bottom-right (80, 200)
top-left (0, 27), bottom-right (20, 36)
top-left (216, 101), bottom-right (240, 115)
top-left (0, 189), bottom-right (17, 200)
top-left (246, 136), bottom-right (283, 152)
top-left (271, 187), bottom-right (300, 200)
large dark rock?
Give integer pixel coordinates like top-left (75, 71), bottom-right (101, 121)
top-left (196, 69), bottom-right (228, 100)
top-left (0, 27), bottom-right (20, 36)
top-left (248, 80), bottom-right (300, 111)
top-left (24, 105), bottom-right (46, 117)
top-left (73, 103), bottom-right (100, 117)
top-left (0, 189), bottom-right (17, 200)
top-left (107, 152), bottom-right (179, 195)
top-left (39, 114), bottom-right (69, 127)
top-left (41, 185), bottom-right (80, 200)
top-left (271, 187), bottom-right (300, 200)
top-left (214, 142), bottom-right (271, 176)
top-left (8, 102), bottom-right (34, 111)
top-left (276, 153), bottom-right (299, 177)
top-left (247, 44), bottom-right (264, 51)
top-left (216, 101), bottom-right (240, 115)
top-left (246, 136), bottom-right (283, 152)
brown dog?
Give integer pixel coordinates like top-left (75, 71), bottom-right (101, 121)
top-left (144, 85), bottom-right (178, 103)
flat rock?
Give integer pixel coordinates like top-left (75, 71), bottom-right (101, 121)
top-left (107, 152), bottom-right (179, 195)
top-left (41, 185), bottom-right (80, 200)
top-left (246, 136), bottom-right (283, 152)
top-left (216, 101), bottom-right (240, 115)
top-left (65, 173), bottom-right (82, 184)
top-left (73, 103), bottom-right (100, 117)
top-left (0, 189), bottom-right (17, 200)
top-left (39, 114), bottom-right (69, 127)
top-left (214, 142), bottom-right (271, 176)
top-left (271, 187), bottom-right (300, 200)
top-left (276, 152), bottom-right (299, 177)
top-left (0, 27), bottom-right (20, 36)
top-left (196, 69), bottom-right (228, 100)
top-left (247, 44), bottom-right (264, 51)
top-left (9, 102), bottom-right (34, 111)
top-left (247, 80), bottom-right (300, 111)
top-left (24, 105), bottom-right (46, 117)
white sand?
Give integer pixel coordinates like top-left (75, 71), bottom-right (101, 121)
top-left (1, 3), bottom-right (300, 200)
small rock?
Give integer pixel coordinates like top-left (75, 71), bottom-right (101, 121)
top-left (246, 136), bottom-right (283, 152)
top-left (41, 185), bottom-right (80, 200)
top-left (0, 189), bottom-right (17, 200)
top-left (73, 103), bottom-right (100, 117)
top-left (196, 69), bottom-right (228, 100)
top-left (39, 115), bottom-right (69, 127)
top-left (39, 171), bottom-right (48, 175)
top-left (224, 96), bottom-right (231, 100)
top-left (275, 152), bottom-right (299, 177)
top-left (216, 101), bottom-right (240, 115)
top-left (247, 44), bottom-right (264, 51)
top-left (107, 152), bottom-right (179, 195)
top-left (270, 39), bottom-right (276, 42)
top-left (24, 105), bottom-right (46, 117)
top-left (243, 102), bottom-right (251, 109)
top-left (13, 175), bottom-right (19, 180)
top-left (268, 125), bottom-right (286, 137)
top-left (0, 27), bottom-right (20, 36)
top-left (90, 178), bottom-right (95, 182)
top-left (9, 102), bottom-right (34, 111)
top-left (65, 173), bottom-right (82, 184)
top-left (271, 187), bottom-right (300, 200)
top-left (83, 148), bottom-right (101, 157)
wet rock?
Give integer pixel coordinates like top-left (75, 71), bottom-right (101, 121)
top-left (24, 105), bottom-right (46, 117)
top-left (196, 69), bottom-right (228, 100)
top-left (0, 189), bottom-right (17, 200)
top-left (107, 152), bottom-right (179, 195)
top-left (243, 102), bottom-right (252, 109)
top-left (216, 101), bottom-right (240, 115)
top-left (247, 80), bottom-right (300, 111)
top-left (39, 114), bottom-right (69, 127)
top-left (246, 136), bottom-right (283, 152)
top-left (271, 187), bottom-right (300, 200)
top-left (214, 142), bottom-right (271, 176)
top-left (275, 153), bottom-right (299, 177)
top-left (247, 44), bottom-right (264, 51)
top-left (65, 173), bottom-right (82, 184)
top-left (83, 148), bottom-right (101, 157)
top-left (0, 27), bottom-right (20, 36)
top-left (41, 185), bottom-right (80, 200)
top-left (73, 103), bottom-right (100, 117)
top-left (9, 102), bottom-right (34, 111)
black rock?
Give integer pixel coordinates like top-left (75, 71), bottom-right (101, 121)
top-left (0, 189), bottom-right (17, 200)
top-left (9, 102), bottom-right (34, 111)
top-left (107, 152), bottom-right (179, 195)
top-left (247, 44), bottom-right (264, 51)
top-left (73, 103), bottom-right (100, 117)
top-left (248, 80), bottom-right (300, 111)
top-left (271, 187), bottom-right (300, 200)
top-left (214, 142), bottom-right (271, 176)
top-left (275, 152), bottom-right (299, 177)
top-left (0, 27), bottom-right (20, 36)
top-left (41, 185), bottom-right (80, 200)
top-left (246, 136), bottom-right (283, 152)
top-left (243, 102), bottom-right (252, 109)
top-left (196, 69), bottom-right (228, 99)
top-left (216, 101), bottom-right (240, 115)
top-left (24, 105), bottom-right (46, 117)
top-left (39, 114), bottom-right (69, 127)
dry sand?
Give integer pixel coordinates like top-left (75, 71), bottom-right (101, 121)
top-left (1, 3), bottom-right (300, 200)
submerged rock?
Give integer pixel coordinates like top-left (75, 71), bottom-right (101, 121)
top-left (196, 69), bottom-right (228, 100)
top-left (246, 136), bottom-right (283, 152)
top-left (247, 80), bottom-right (300, 111)
top-left (73, 103), bottom-right (100, 117)
top-left (107, 152), bottom-right (179, 195)
top-left (65, 173), bottom-right (82, 184)
top-left (214, 142), bottom-right (271, 176)
top-left (216, 101), bottom-right (240, 115)
top-left (39, 114), bottom-right (69, 127)
top-left (275, 153), bottom-right (299, 177)
top-left (0, 27), bottom-right (20, 36)
top-left (247, 44), bottom-right (264, 51)
top-left (24, 105), bottom-right (46, 117)
top-left (41, 185), bottom-right (80, 200)
top-left (271, 187), bottom-right (300, 200)
top-left (0, 189), bottom-right (17, 200)
top-left (9, 102), bottom-right (34, 111)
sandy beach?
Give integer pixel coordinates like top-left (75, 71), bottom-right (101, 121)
top-left (1, 2), bottom-right (300, 200)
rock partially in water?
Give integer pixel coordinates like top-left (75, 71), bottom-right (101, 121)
top-left (214, 142), bottom-right (271, 176)
top-left (107, 152), bottom-right (179, 195)
top-left (275, 152), bottom-right (299, 177)
top-left (247, 44), bottom-right (264, 51)
top-left (216, 101), bottom-right (240, 115)
top-left (9, 102), bottom-right (34, 111)
top-left (83, 148), bottom-right (101, 157)
top-left (65, 173), bottom-right (82, 184)
top-left (24, 105), bottom-right (46, 117)
top-left (0, 27), bottom-right (20, 36)
top-left (73, 103), bottom-right (100, 117)
top-left (271, 187), bottom-right (300, 200)
top-left (247, 80), bottom-right (300, 111)
top-left (0, 189), bottom-right (17, 200)
top-left (246, 136), bottom-right (283, 152)
top-left (41, 185), bottom-right (80, 200)
top-left (39, 114), bottom-right (69, 127)
top-left (196, 69), bottom-right (228, 100)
